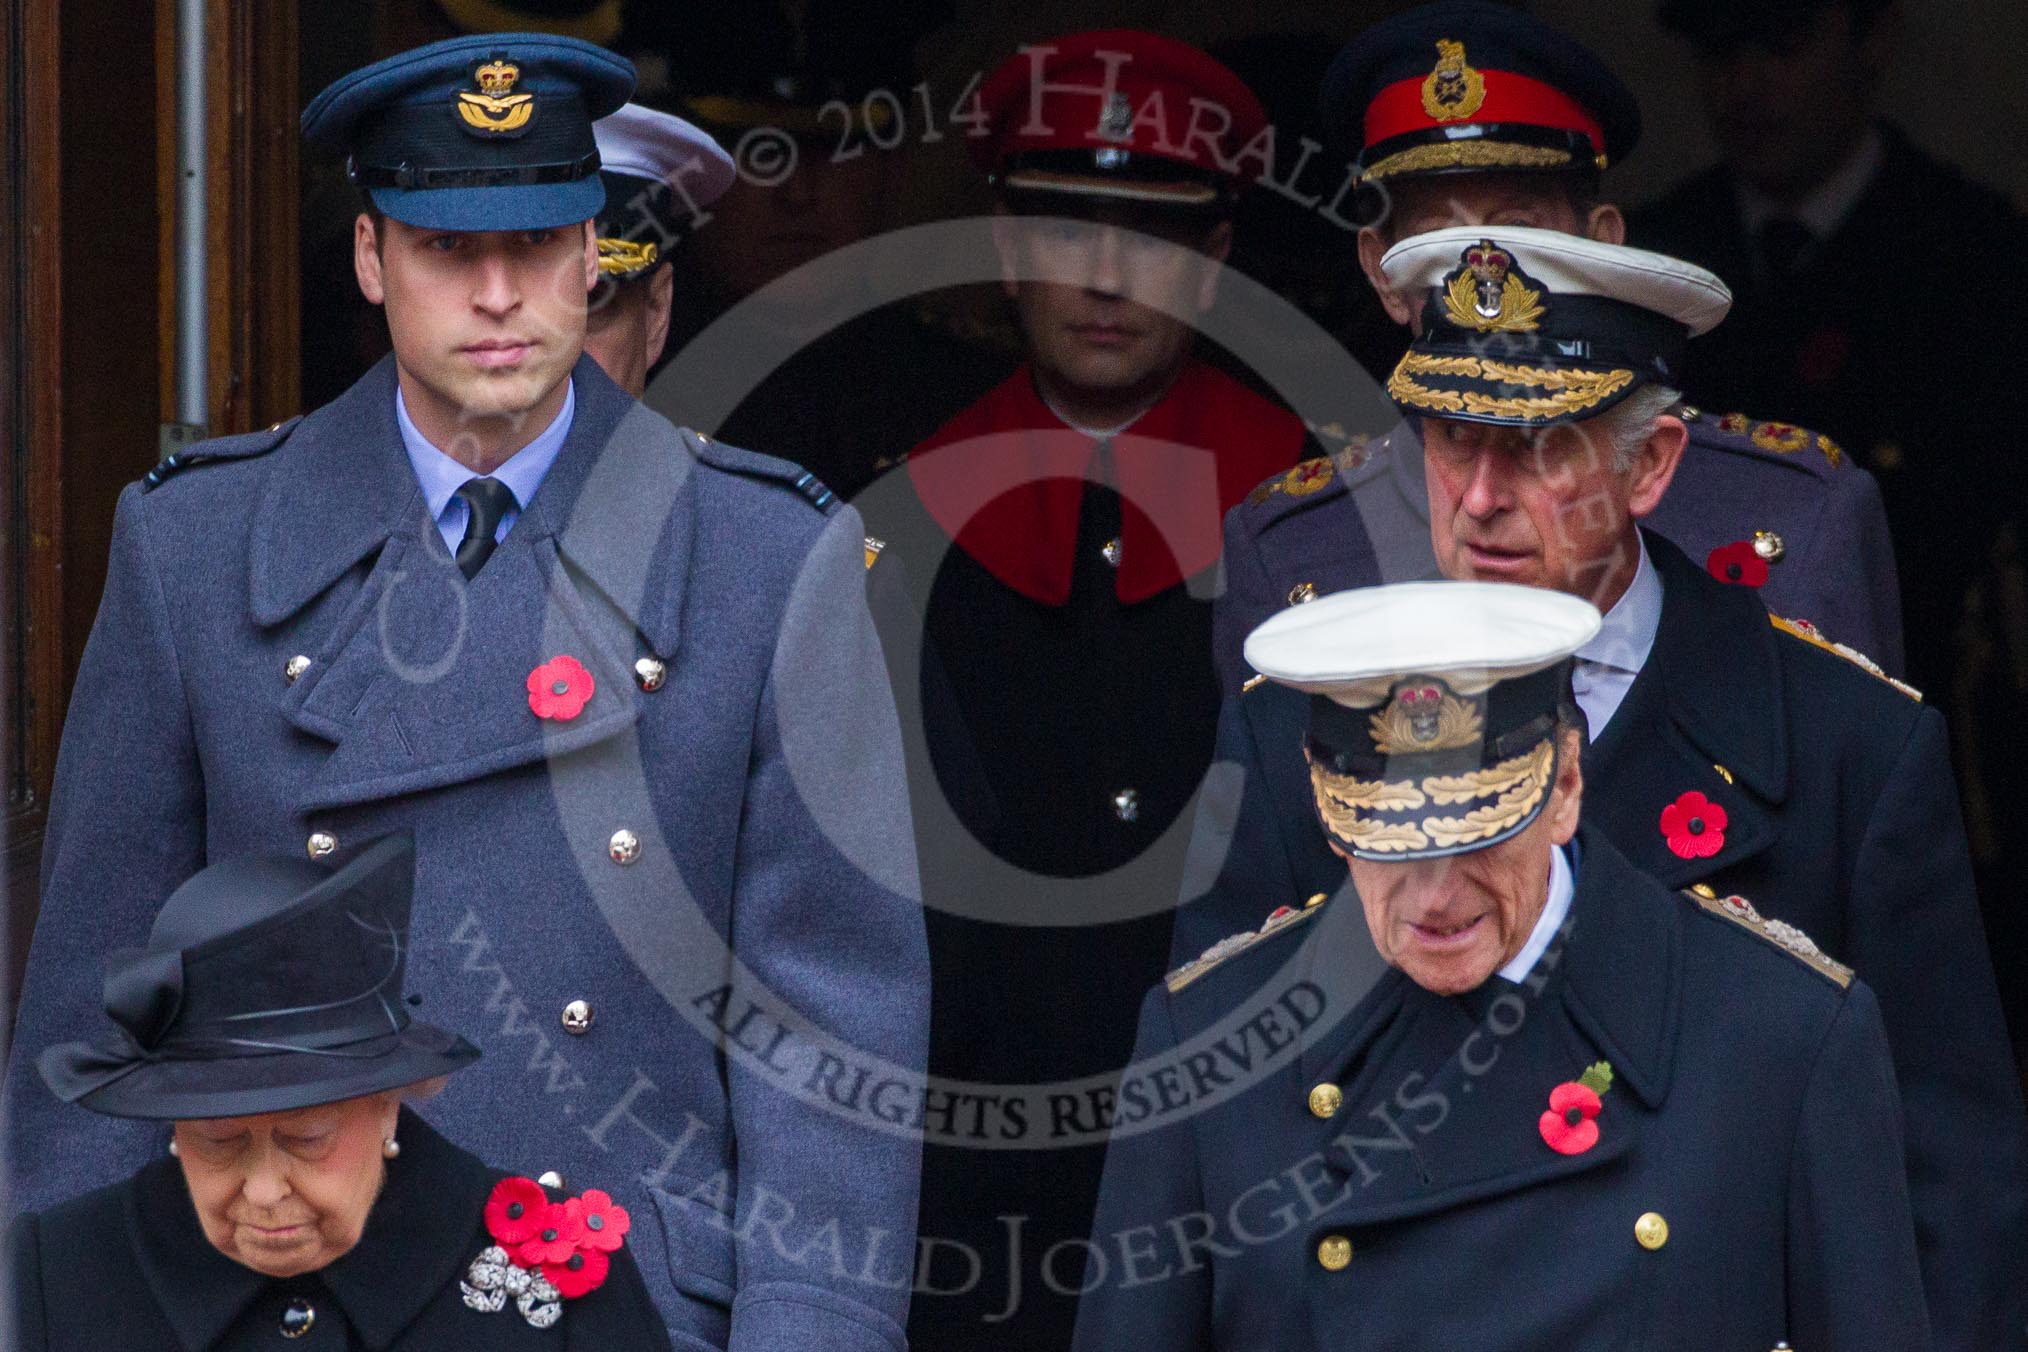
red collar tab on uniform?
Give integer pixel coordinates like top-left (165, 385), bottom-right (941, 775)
top-left (972, 29), bottom-right (1269, 198)
top-left (1363, 68), bottom-right (1604, 158)
top-left (907, 361), bottom-right (1304, 606)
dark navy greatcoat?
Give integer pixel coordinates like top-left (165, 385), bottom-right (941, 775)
top-left (1, 356), bottom-right (930, 1352)
top-left (7, 1109), bottom-right (670, 1351)
top-left (1173, 531), bottom-right (2027, 1346)
top-left (1212, 411), bottom-right (1904, 694)
top-left (1075, 831), bottom-right (1933, 1352)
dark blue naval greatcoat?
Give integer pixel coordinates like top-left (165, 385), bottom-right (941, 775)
top-left (1212, 411), bottom-right (1904, 694)
top-left (1, 356), bottom-right (930, 1352)
top-left (1172, 531), bottom-right (2027, 1348)
top-left (1075, 830), bottom-right (1933, 1352)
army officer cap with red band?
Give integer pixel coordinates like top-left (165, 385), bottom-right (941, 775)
top-left (1320, 0), bottom-right (1641, 184)
top-left (970, 29), bottom-right (1270, 212)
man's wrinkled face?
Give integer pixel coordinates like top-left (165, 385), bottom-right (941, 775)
top-left (1345, 726), bottom-right (1584, 995)
top-left (583, 263), bottom-right (676, 398)
top-left (355, 215), bottom-right (596, 423)
top-left (994, 203), bottom-right (1230, 401)
top-left (1424, 415), bottom-right (1637, 600)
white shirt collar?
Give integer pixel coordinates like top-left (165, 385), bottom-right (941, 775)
top-left (1737, 125), bottom-right (1885, 243)
top-left (1578, 534), bottom-right (1661, 676)
top-left (395, 378), bottom-right (575, 524)
top-left (1499, 842), bottom-right (1574, 984)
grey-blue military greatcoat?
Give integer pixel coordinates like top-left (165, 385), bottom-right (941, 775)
top-left (1074, 831), bottom-right (1933, 1352)
top-left (1212, 412), bottom-right (1904, 694)
top-left (1, 356), bottom-right (930, 1352)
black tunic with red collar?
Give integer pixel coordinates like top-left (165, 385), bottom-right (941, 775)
top-left (6, 1109), bottom-right (670, 1351)
top-left (863, 356), bottom-right (1303, 1349)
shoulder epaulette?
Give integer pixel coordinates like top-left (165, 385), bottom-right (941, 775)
top-left (1693, 408), bottom-right (1843, 473)
top-left (1769, 613), bottom-right (1921, 700)
top-left (1683, 887), bottom-right (1853, 989)
top-left (142, 416), bottom-right (302, 491)
top-left (687, 432), bottom-right (842, 516)
top-left (1165, 894), bottom-right (1328, 993)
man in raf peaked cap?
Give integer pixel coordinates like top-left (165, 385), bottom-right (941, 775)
top-left (3, 33), bottom-right (931, 1352)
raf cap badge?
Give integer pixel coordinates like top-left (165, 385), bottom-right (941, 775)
top-left (457, 57), bottom-right (536, 138)
top-left (1421, 39), bottom-right (1488, 122)
top-left (1444, 239), bottom-right (1545, 334)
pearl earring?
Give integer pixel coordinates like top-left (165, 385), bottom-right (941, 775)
top-left (382, 1137), bottom-right (400, 1160)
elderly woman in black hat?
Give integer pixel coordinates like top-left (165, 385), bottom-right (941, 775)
top-left (6, 835), bottom-right (670, 1350)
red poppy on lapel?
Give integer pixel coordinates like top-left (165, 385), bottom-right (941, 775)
top-left (1705, 540), bottom-right (1768, 588)
top-left (1538, 1061), bottom-right (1613, 1155)
top-left (484, 1177), bottom-right (550, 1246)
top-left (527, 655), bottom-right (594, 721)
top-left (542, 1247), bottom-right (612, 1299)
top-left (562, 1189), bottom-right (630, 1253)
top-left (1660, 790), bottom-right (1727, 859)
top-left (515, 1206), bottom-right (578, 1266)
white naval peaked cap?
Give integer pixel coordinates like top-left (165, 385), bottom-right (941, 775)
top-left (1243, 580), bottom-right (1602, 708)
top-left (594, 101), bottom-right (736, 207)
top-left (1380, 224), bottom-right (1733, 338)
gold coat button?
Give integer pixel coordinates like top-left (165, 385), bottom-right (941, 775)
top-left (1304, 892), bottom-right (1326, 909)
top-left (1308, 1083), bottom-right (1343, 1119)
top-left (1288, 581), bottom-right (1317, 605)
top-left (1634, 1211), bottom-right (1669, 1251)
top-left (608, 829), bottom-right (641, 865)
top-left (1751, 530), bottom-right (1786, 564)
top-left (284, 655), bottom-right (312, 684)
top-left (561, 1000), bottom-right (594, 1035)
top-left (1316, 1235), bottom-right (1352, 1270)
top-left (633, 657), bottom-right (667, 692)
top-left (537, 1170), bottom-right (565, 1190)
top-left (306, 832), bottom-right (337, 859)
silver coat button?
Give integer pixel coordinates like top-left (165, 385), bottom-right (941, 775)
top-left (280, 1299), bottom-right (315, 1338)
top-left (609, 829), bottom-right (641, 865)
top-left (1288, 581), bottom-right (1318, 605)
top-left (1100, 537), bottom-right (1123, 568)
top-left (306, 832), bottom-right (337, 859)
top-left (1111, 788), bottom-right (1140, 822)
top-left (633, 657), bottom-right (666, 692)
top-left (537, 1170), bottom-right (565, 1190)
top-left (284, 655), bottom-right (312, 684)
top-left (561, 1000), bottom-right (594, 1035)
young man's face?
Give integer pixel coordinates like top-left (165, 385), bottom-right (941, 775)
top-left (1693, 7), bottom-right (1888, 199)
top-left (993, 202), bottom-right (1231, 407)
top-left (354, 215), bottom-right (597, 423)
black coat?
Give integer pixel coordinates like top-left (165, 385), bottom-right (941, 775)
top-left (6, 1109), bottom-right (669, 1351)
top-left (1171, 531), bottom-right (2028, 1348)
top-left (1078, 831), bottom-right (1932, 1351)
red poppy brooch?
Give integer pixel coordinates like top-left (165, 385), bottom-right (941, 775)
top-left (527, 655), bottom-right (594, 721)
top-left (1704, 541), bottom-right (1768, 588)
top-left (1659, 790), bottom-right (1728, 859)
top-left (1539, 1061), bottom-right (1614, 1155)
top-left (462, 1177), bottom-right (633, 1327)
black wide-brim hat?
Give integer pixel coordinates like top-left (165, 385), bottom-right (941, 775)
top-left (40, 835), bottom-right (479, 1121)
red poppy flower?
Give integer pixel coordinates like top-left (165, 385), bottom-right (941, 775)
top-left (514, 1204), bottom-right (578, 1266)
top-left (561, 1189), bottom-right (631, 1254)
top-left (484, 1177), bottom-right (550, 1247)
top-left (1659, 791), bottom-right (1728, 859)
top-left (542, 1246), bottom-right (612, 1299)
top-left (527, 655), bottom-right (594, 721)
top-left (1538, 1081), bottom-right (1602, 1155)
top-left (1705, 541), bottom-right (1768, 588)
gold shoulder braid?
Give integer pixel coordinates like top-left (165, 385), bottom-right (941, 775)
top-left (1683, 890), bottom-right (1853, 989)
top-left (1166, 898), bottom-right (1326, 994)
top-left (1769, 614), bottom-right (1921, 700)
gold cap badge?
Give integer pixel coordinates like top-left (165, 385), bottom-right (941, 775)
top-left (1443, 239), bottom-right (1545, 333)
top-left (457, 57), bottom-right (535, 136)
top-left (1421, 39), bottom-right (1488, 122)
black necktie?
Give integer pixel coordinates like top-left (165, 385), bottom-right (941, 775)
top-left (453, 477), bottom-right (517, 580)
top-left (1754, 215), bottom-right (1815, 283)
